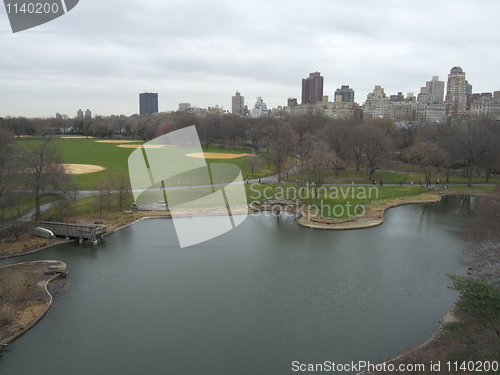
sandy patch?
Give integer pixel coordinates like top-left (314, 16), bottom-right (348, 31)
top-left (187, 152), bottom-right (255, 159)
top-left (95, 140), bottom-right (142, 143)
top-left (117, 144), bottom-right (170, 149)
top-left (62, 164), bottom-right (105, 174)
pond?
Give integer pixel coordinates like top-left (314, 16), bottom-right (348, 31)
top-left (0, 195), bottom-right (477, 375)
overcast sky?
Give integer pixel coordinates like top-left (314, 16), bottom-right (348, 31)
top-left (1, 0), bottom-right (500, 118)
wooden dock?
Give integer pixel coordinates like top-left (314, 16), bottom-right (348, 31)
top-left (38, 221), bottom-right (107, 240)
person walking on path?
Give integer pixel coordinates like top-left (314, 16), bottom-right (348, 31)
top-left (380, 180), bottom-right (383, 186)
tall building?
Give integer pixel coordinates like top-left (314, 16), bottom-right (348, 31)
top-left (426, 76), bottom-right (445, 103)
top-left (84, 109), bottom-right (92, 119)
top-left (139, 93), bottom-right (159, 116)
top-left (445, 67), bottom-right (467, 117)
top-left (301, 72), bottom-right (324, 105)
top-left (251, 97), bottom-right (268, 118)
top-left (77, 109), bottom-right (84, 119)
top-left (231, 91), bottom-right (245, 115)
top-left (334, 85), bottom-right (355, 102)
top-left (363, 86), bottom-right (391, 119)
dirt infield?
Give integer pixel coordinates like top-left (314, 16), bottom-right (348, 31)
top-left (187, 152), bottom-right (254, 159)
top-left (62, 164), bottom-right (105, 174)
top-left (95, 140), bottom-right (142, 143)
top-left (117, 144), bottom-right (170, 149)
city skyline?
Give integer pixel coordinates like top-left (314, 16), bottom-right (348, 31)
top-left (2, 1), bottom-right (500, 118)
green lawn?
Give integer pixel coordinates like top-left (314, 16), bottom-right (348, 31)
top-left (315, 169), bottom-right (500, 186)
top-left (246, 183), bottom-right (426, 218)
top-left (15, 138), bottom-right (272, 190)
top-left (1, 194), bottom-right (56, 221)
top-left (42, 192), bottom-right (136, 221)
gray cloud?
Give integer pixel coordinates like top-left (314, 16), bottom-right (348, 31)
top-left (1, 0), bottom-right (500, 117)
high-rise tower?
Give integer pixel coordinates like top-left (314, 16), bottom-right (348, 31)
top-left (139, 93), bottom-right (159, 116)
top-left (334, 85), bottom-right (355, 102)
top-left (445, 67), bottom-right (466, 117)
top-left (426, 76), bottom-right (445, 104)
top-left (231, 91), bottom-right (245, 115)
top-left (301, 72), bottom-right (324, 105)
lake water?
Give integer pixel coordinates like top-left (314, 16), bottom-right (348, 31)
top-left (0, 196), bottom-right (477, 375)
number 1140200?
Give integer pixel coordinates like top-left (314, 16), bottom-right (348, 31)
top-left (5, 3), bottom-right (59, 14)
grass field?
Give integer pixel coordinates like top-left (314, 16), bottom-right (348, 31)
top-left (16, 138), bottom-right (273, 190)
top-left (330, 169), bottom-right (500, 185)
top-left (1, 195), bottom-right (56, 221)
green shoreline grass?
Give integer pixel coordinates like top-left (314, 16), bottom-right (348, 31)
top-left (43, 184), bottom-right (496, 222)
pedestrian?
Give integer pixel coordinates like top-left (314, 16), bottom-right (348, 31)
top-left (380, 180), bottom-right (383, 186)
top-left (372, 180), bottom-right (376, 185)
top-left (410, 181), bottom-right (413, 186)
top-left (259, 178), bottom-right (261, 183)
top-left (399, 181), bottom-right (402, 186)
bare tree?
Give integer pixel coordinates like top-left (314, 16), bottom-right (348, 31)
top-left (363, 124), bottom-right (391, 181)
top-left (201, 114), bottom-right (222, 149)
top-left (404, 141), bottom-right (448, 188)
top-left (0, 129), bottom-right (20, 220)
top-left (245, 122), bottom-right (264, 154)
top-left (308, 149), bottom-right (341, 202)
top-left (94, 175), bottom-right (110, 218)
top-left (347, 123), bottom-right (365, 171)
top-left (222, 115), bottom-right (246, 149)
top-left (20, 135), bottom-right (69, 221)
top-left (243, 155), bottom-right (263, 177)
top-left (451, 116), bottom-right (500, 187)
top-left (261, 122), bottom-right (298, 186)
top-left (321, 118), bottom-right (352, 161)
top-left (105, 169), bottom-right (114, 211)
top-left (116, 168), bottom-right (131, 211)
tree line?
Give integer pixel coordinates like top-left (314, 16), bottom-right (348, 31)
top-left (0, 128), bottom-right (69, 236)
top-left (2, 112), bottom-right (500, 192)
